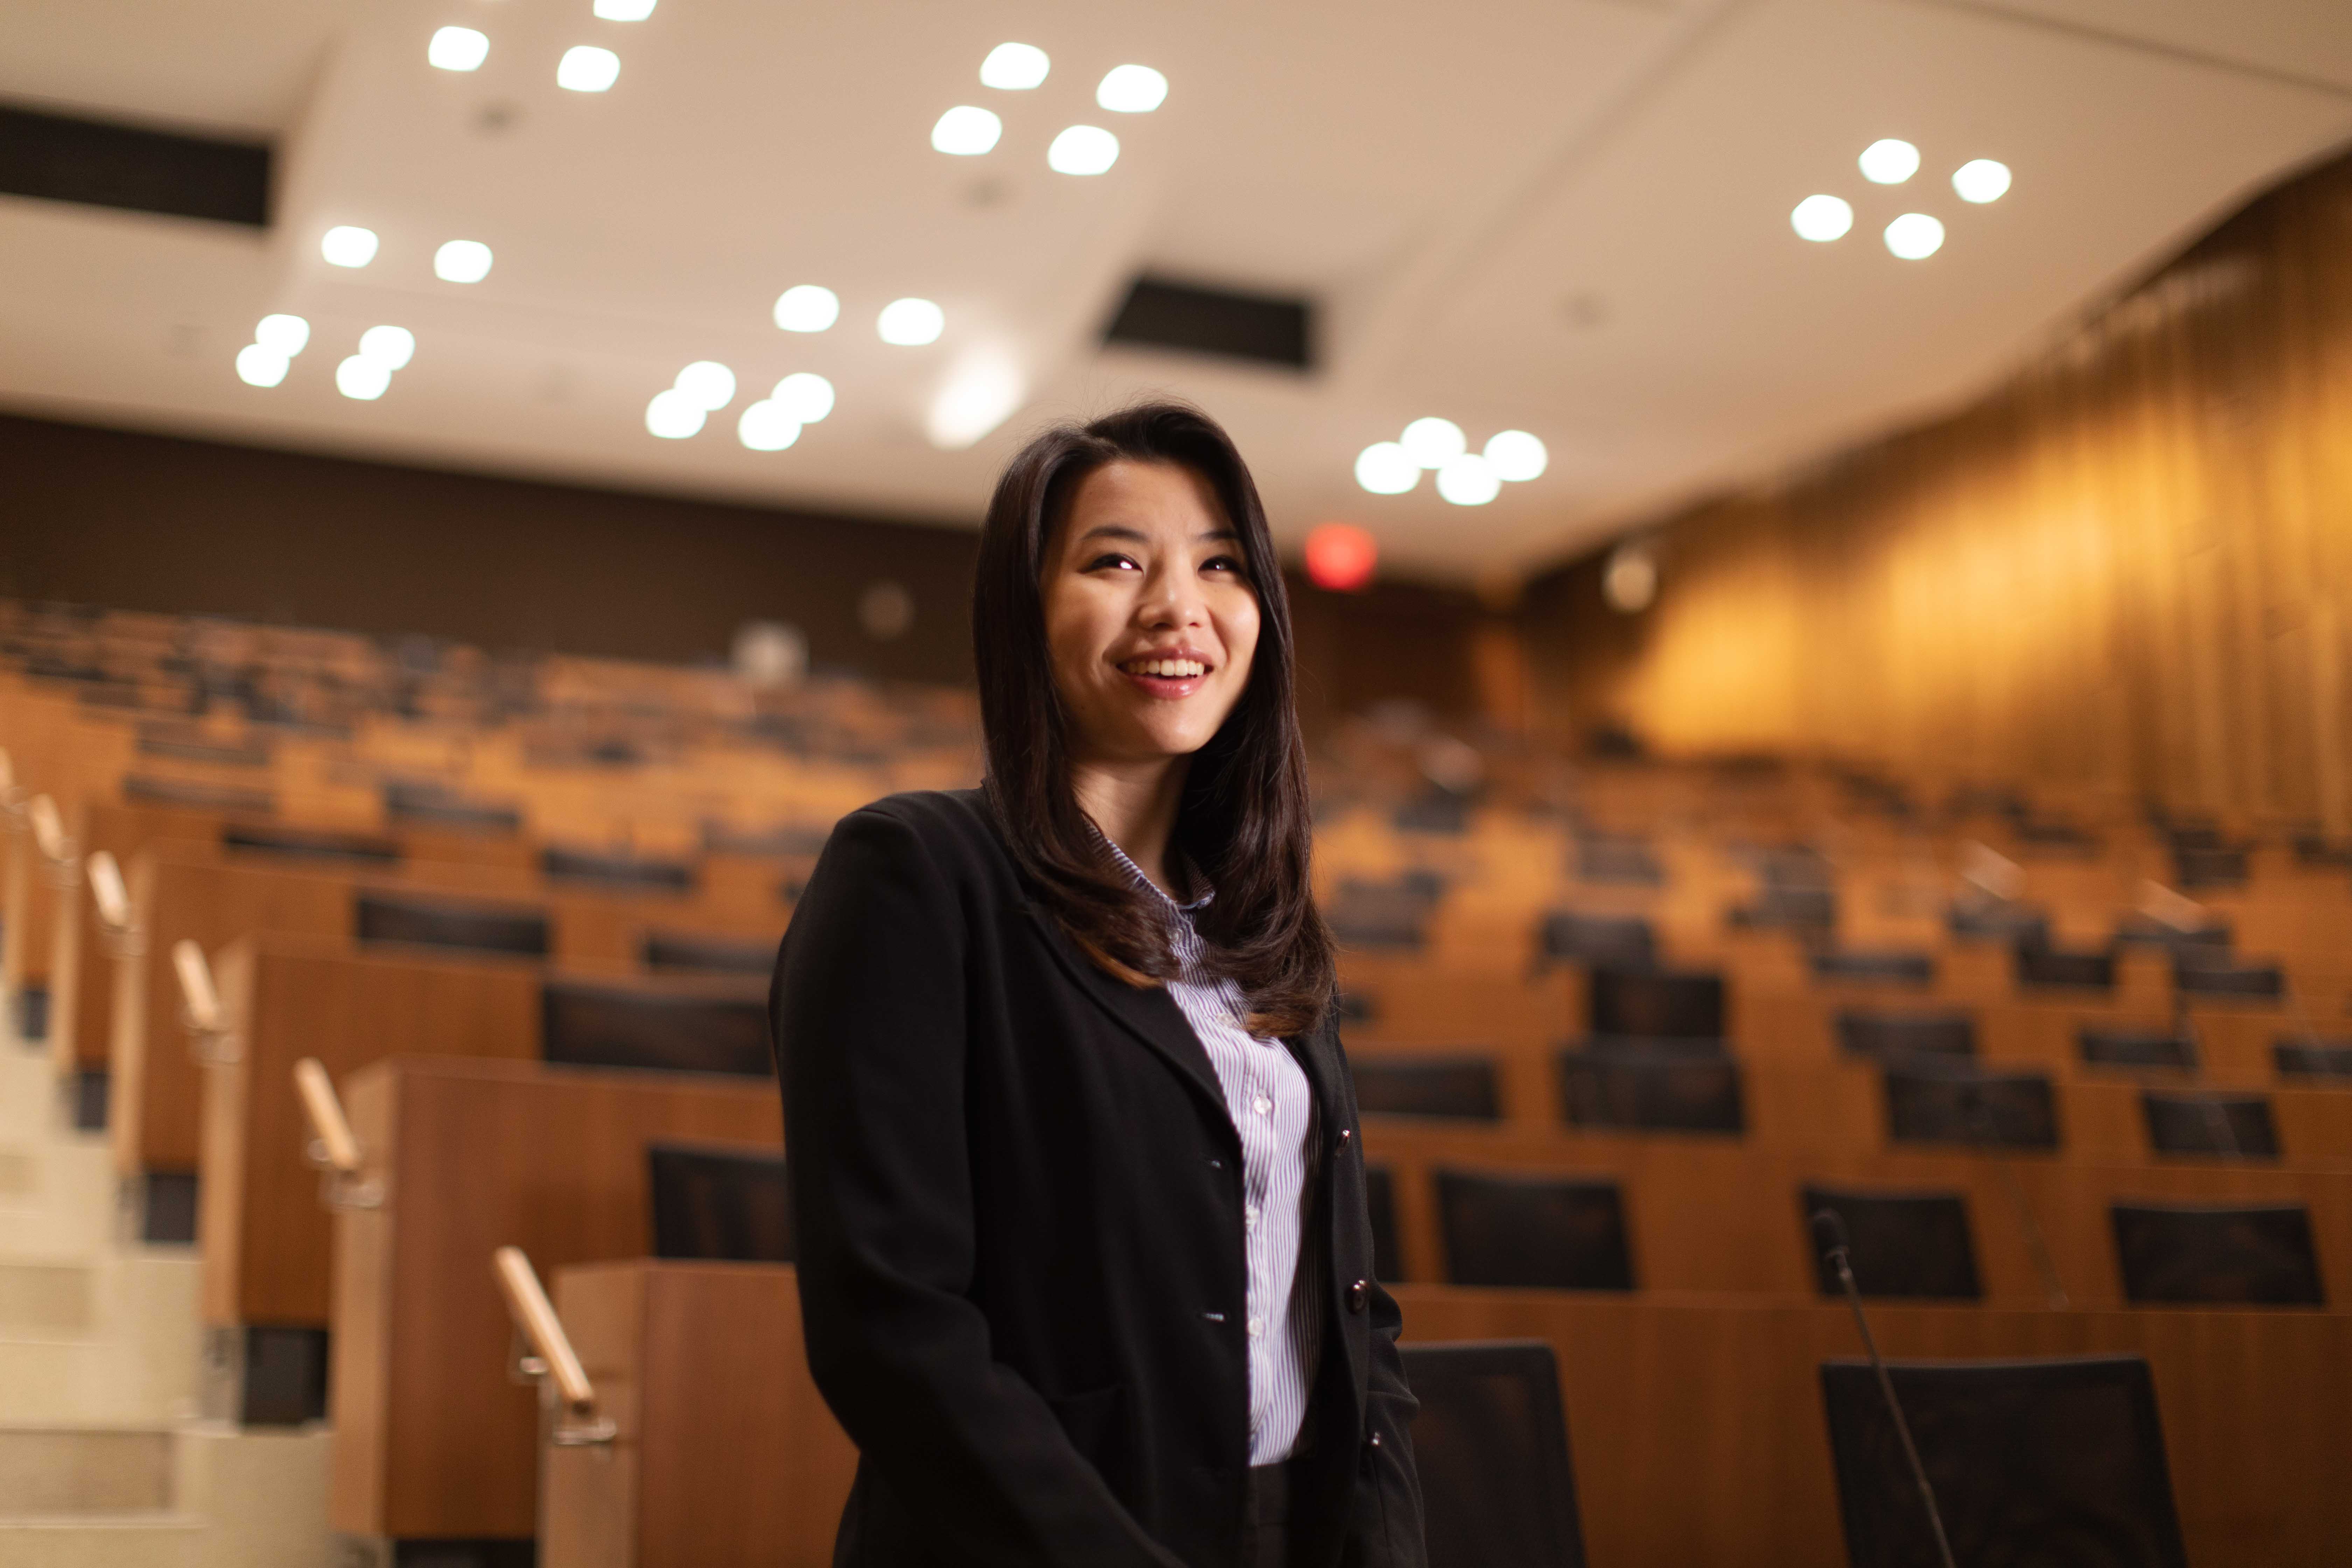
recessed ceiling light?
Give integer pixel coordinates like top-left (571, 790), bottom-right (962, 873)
top-left (557, 46), bottom-right (620, 92)
top-left (1096, 65), bottom-right (1167, 113)
top-left (336, 355), bottom-right (391, 400)
top-left (1484, 430), bottom-right (1547, 482)
top-left (428, 27), bottom-right (489, 72)
top-left (320, 226), bottom-right (378, 267)
top-left (932, 106), bottom-right (1002, 157)
top-left (434, 239), bottom-right (493, 283)
top-left (877, 298), bottom-right (945, 346)
top-left (772, 372), bottom-right (834, 423)
top-left (358, 325), bottom-right (415, 369)
top-left (646, 388), bottom-right (705, 438)
top-left (980, 42), bottom-right (1049, 90)
top-left (674, 360), bottom-right (736, 410)
top-left (1952, 159), bottom-right (2011, 204)
top-left (1790, 194), bottom-right (1853, 243)
top-left (1046, 126), bottom-right (1119, 176)
top-left (1883, 212), bottom-right (1945, 260)
top-left (254, 314), bottom-right (310, 356)
top-left (925, 349), bottom-right (1025, 448)
top-left (773, 285), bottom-right (840, 333)
top-left (1435, 454), bottom-right (1500, 506)
top-left (1604, 543), bottom-right (1657, 613)
top-left (1354, 442), bottom-right (1418, 495)
top-left (1400, 417), bottom-right (1466, 469)
top-left (235, 344), bottom-right (289, 388)
top-left (1859, 138), bottom-right (1920, 185)
top-left (593, 0), bottom-right (656, 18)
top-left (738, 400), bottom-right (801, 451)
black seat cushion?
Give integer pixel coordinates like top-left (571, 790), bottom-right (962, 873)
top-left (1351, 1055), bottom-right (1501, 1121)
top-left (1588, 966), bottom-right (1724, 1041)
top-left (1435, 1170), bottom-right (1634, 1291)
top-left (122, 775), bottom-right (276, 814)
top-left (2014, 944), bottom-right (2117, 991)
top-left (1399, 1340), bottom-right (1586, 1568)
top-left (1838, 1010), bottom-right (1975, 1062)
top-left (354, 891), bottom-right (550, 958)
top-left (223, 824), bottom-right (402, 864)
top-left (1557, 1046), bottom-right (1744, 1135)
top-left (1364, 1164), bottom-right (1402, 1284)
top-left (2078, 1027), bottom-right (2198, 1072)
top-left (2110, 1201), bottom-right (2324, 1307)
top-left (540, 981), bottom-right (771, 1077)
top-left (540, 846), bottom-right (698, 892)
top-left (647, 1141), bottom-right (793, 1262)
top-left (381, 781), bottom-right (523, 833)
top-left (2171, 957), bottom-right (2284, 999)
top-left (2171, 846), bottom-right (2249, 888)
top-left (2273, 1037), bottom-right (2352, 1079)
top-left (1883, 1060), bottom-right (2060, 1151)
top-left (1574, 836), bottom-right (1664, 887)
top-left (1811, 950), bottom-right (1935, 986)
top-left (1727, 885), bottom-right (1837, 932)
top-left (1946, 898), bottom-right (2049, 944)
top-left (1800, 1184), bottom-right (1981, 1300)
top-left (701, 820), bottom-right (832, 856)
top-left (2141, 1092), bottom-right (2279, 1160)
top-left (1535, 911), bottom-right (1656, 967)
top-left (1327, 875), bottom-right (1441, 951)
top-left (1820, 1355), bottom-right (2186, 1568)
top-left (2112, 913), bottom-right (2231, 953)
top-left (640, 930), bottom-right (780, 976)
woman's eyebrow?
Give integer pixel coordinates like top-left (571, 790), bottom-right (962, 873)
top-left (1074, 524), bottom-right (1148, 545)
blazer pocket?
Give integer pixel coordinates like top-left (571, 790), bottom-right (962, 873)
top-left (1044, 1383), bottom-right (1123, 1470)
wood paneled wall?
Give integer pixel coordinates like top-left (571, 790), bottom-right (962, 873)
top-left (1524, 145), bottom-right (2352, 828)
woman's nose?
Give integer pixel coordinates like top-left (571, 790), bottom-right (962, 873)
top-left (1138, 563), bottom-right (1205, 628)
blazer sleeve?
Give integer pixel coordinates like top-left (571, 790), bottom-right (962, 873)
top-left (774, 806), bottom-right (1189, 1568)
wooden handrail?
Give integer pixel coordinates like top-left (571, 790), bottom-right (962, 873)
top-left (492, 1246), bottom-right (597, 1414)
top-left (27, 794), bottom-right (71, 869)
top-left (293, 1057), bottom-right (363, 1175)
top-left (85, 849), bottom-right (132, 936)
top-left (2136, 880), bottom-right (2207, 933)
top-left (173, 939), bottom-right (224, 1036)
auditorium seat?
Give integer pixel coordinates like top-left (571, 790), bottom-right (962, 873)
top-left (1819, 1355), bottom-right (2185, 1568)
top-left (1555, 1045), bottom-right (1745, 1135)
top-left (1573, 834), bottom-right (1663, 887)
top-left (2273, 1037), bottom-right (2352, 1079)
top-left (1945, 897), bottom-right (2048, 944)
top-left (2292, 831), bottom-right (2352, 868)
top-left (1533, 910), bottom-right (1655, 969)
top-left (647, 1142), bottom-right (794, 1262)
top-left (2012, 941), bottom-right (2117, 992)
top-left (1352, 1055), bottom-right (1503, 1121)
top-left (541, 981), bottom-right (771, 1077)
top-left (354, 889), bottom-right (552, 958)
top-left (540, 845), bottom-right (698, 892)
top-left (1393, 789), bottom-right (1473, 836)
top-left (701, 819), bottom-right (832, 856)
top-left (2013, 819), bottom-right (2101, 853)
top-left (2113, 913), bottom-right (2231, 954)
top-left (2109, 1200), bottom-right (2325, 1307)
top-left (2078, 1026), bottom-right (2199, 1072)
top-left (1327, 875), bottom-right (1442, 951)
top-left (1836, 1010), bottom-right (1975, 1062)
top-left (135, 725), bottom-right (272, 766)
top-left (1798, 1184), bottom-right (1981, 1300)
top-left (1337, 988), bottom-right (1380, 1026)
top-left (1882, 1060), bottom-right (2060, 1152)
top-left (1365, 1164), bottom-right (1402, 1283)
top-left (2172, 845), bottom-right (2250, 889)
top-left (1810, 950), bottom-right (1934, 986)
top-left (2171, 954), bottom-right (2286, 1000)
top-left (122, 774), bottom-right (275, 814)
top-left (1588, 965), bottom-right (1724, 1042)
top-left (1726, 884), bottom-right (1836, 933)
top-left (222, 822), bottom-right (402, 864)
top-left (2141, 1091), bottom-right (2279, 1160)
top-left (1400, 1339), bottom-right (1586, 1568)
top-left (1435, 1170), bottom-right (1635, 1291)
top-left (382, 779), bottom-right (523, 833)
top-left (640, 929), bottom-right (779, 975)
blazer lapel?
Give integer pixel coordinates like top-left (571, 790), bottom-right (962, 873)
top-left (1020, 904), bottom-right (1230, 1122)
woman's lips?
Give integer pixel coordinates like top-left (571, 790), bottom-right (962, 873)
top-left (1120, 667), bottom-right (1206, 700)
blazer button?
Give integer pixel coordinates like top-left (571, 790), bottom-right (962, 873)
top-left (1338, 1127), bottom-right (1352, 1143)
top-left (1368, 1432), bottom-right (1383, 1450)
top-left (1347, 1279), bottom-right (1369, 1313)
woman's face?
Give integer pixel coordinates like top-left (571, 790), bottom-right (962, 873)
top-left (1040, 459), bottom-right (1260, 766)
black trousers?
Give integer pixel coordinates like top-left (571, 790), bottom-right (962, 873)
top-left (1242, 1460), bottom-right (1302, 1568)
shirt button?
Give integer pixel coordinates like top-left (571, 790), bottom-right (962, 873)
top-left (1245, 1203), bottom-right (1259, 1229)
top-left (1251, 1094), bottom-right (1272, 1116)
top-left (1246, 1316), bottom-right (1264, 1337)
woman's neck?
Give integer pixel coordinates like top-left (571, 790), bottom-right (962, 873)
top-left (1069, 754), bottom-right (1190, 897)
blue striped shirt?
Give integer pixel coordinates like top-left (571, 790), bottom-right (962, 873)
top-left (1098, 835), bottom-right (1322, 1463)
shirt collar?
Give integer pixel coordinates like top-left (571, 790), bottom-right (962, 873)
top-left (1090, 821), bottom-right (1213, 914)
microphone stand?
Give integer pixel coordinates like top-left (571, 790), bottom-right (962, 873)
top-left (1958, 1081), bottom-right (2068, 1308)
top-left (2170, 994), bottom-right (2244, 1161)
top-left (1812, 1208), bottom-right (1960, 1568)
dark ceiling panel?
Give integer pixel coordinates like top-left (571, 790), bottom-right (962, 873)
top-left (0, 103), bottom-right (271, 227)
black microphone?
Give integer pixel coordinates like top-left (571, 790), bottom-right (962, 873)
top-left (1811, 1207), bottom-right (1959, 1568)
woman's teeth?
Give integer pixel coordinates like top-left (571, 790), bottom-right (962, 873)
top-left (1123, 658), bottom-right (1205, 678)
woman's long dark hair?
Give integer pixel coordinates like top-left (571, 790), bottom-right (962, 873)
top-left (973, 401), bottom-right (1332, 1037)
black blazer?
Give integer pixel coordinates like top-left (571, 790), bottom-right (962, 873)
top-left (773, 789), bottom-right (1426, 1568)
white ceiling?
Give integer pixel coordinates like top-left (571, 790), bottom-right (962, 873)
top-left (2, 0), bottom-right (2348, 583)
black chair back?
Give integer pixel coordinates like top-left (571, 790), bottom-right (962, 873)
top-left (1557, 1047), bottom-right (1744, 1134)
top-left (1811, 950), bottom-right (1934, 986)
top-left (1820, 1355), bottom-right (2186, 1568)
top-left (1837, 1010), bottom-right (1974, 1061)
top-left (123, 775), bottom-right (276, 814)
top-left (1800, 1184), bottom-right (1981, 1300)
top-left (1883, 1061), bottom-right (2060, 1152)
top-left (540, 981), bottom-right (771, 1077)
top-left (646, 1141), bottom-right (793, 1261)
top-left (2110, 1201), bottom-right (2324, 1307)
top-left (1574, 836), bottom-right (1663, 887)
top-left (1351, 1056), bottom-right (1501, 1121)
top-left (1536, 911), bottom-right (1655, 967)
top-left (2014, 943), bottom-right (2117, 991)
top-left (1729, 885), bottom-right (1837, 932)
top-left (540, 846), bottom-right (697, 892)
top-left (223, 824), bottom-right (402, 865)
top-left (1336, 989), bottom-right (1380, 1026)
top-left (1946, 899), bottom-right (2048, 944)
top-left (2141, 1092), bottom-right (2278, 1159)
top-left (2274, 1037), bottom-right (2352, 1079)
top-left (701, 820), bottom-right (832, 856)
top-left (1435, 1170), bottom-right (1634, 1291)
top-left (382, 781), bottom-right (522, 834)
top-left (1401, 1340), bottom-right (1586, 1568)
top-left (2113, 913), bottom-right (2231, 953)
top-left (354, 891), bottom-right (550, 958)
top-left (1327, 877), bottom-right (1439, 951)
top-left (2171, 846), bottom-right (2248, 889)
top-left (1588, 966), bottom-right (1724, 1042)
top-left (2171, 958), bottom-right (2284, 999)
top-left (640, 930), bottom-right (779, 976)
top-left (1364, 1164), bottom-right (1402, 1284)
top-left (2078, 1028), bottom-right (2198, 1072)
top-left (1394, 791), bottom-right (1472, 836)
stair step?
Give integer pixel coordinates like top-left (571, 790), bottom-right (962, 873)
top-left (0, 1428), bottom-right (174, 1513)
top-left (0, 1511), bottom-right (203, 1568)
